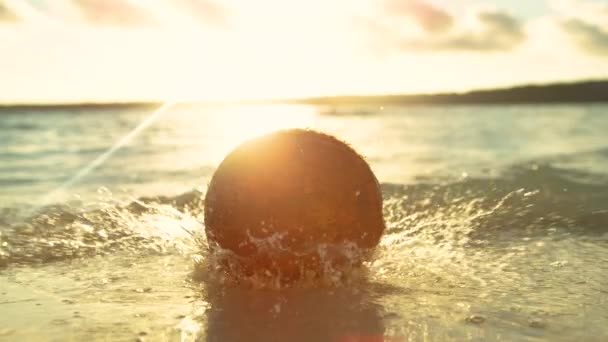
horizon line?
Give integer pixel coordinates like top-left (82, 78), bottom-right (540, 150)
top-left (1, 78), bottom-right (607, 107)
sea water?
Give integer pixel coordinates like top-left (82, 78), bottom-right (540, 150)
top-left (0, 104), bottom-right (607, 341)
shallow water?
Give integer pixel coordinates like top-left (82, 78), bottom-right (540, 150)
top-left (1, 104), bottom-right (607, 341)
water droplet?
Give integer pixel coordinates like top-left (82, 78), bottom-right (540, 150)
top-left (528, 317), bottom-right (546, 329)
top-left (97, 229), bottom-right (108, 239)
top-left (550, 260), bottom-right (568, 267)
top-left (97, 187), bottom-right (112, 195)
top-left (466, 314), bottom-right (486, 324)
top-left (383, 312), bottom-right (400, 320)
top-left (0, 329), bottom-right (15, 336)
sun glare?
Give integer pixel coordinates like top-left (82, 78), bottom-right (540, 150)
top-left (197, 104), bottom-right (318, 164)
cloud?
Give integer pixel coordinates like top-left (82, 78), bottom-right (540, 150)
top-left (2, 0), bottom-right (232, 29)
top-left (385, 0), bottom-right (453, 34)
top-left (412, 11), bottom-right (525, 51)
top-left (175, 0), bottom-right (230, 28)
top-left (71, 0), bottom-right (156, 26)
top-left (561, 18), bottom-right (608, 55)
top-left (371, 1), bottom-right (526, 52)
top-left (0, 2), bottom-right (18, 21)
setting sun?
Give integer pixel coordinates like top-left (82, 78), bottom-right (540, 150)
top-left (196, 104), bottom-right (317, 161)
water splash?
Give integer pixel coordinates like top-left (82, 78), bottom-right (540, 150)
top-left (0, 190), bottom-right (203, 267)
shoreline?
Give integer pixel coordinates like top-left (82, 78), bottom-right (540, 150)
top-left (1, 79), bottom-right (607, 110)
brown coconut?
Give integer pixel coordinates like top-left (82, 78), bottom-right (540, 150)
top-left (204, 129), bottom-right (384, 279)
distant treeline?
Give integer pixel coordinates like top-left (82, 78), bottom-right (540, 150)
top-left (1, 80), bottom-right (607, 110)
top-left (0, 102), bottom-right (159, 112)
top-left (291, 80), bottom-right (608, 106)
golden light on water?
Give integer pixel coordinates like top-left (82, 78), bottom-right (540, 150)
top-left (34, 103), bottom-right (320, 205)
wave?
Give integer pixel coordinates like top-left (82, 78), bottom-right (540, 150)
top-left (1, 160), bottom-right (607, 270)
top-left (0, 191), bottom-right (205, 268)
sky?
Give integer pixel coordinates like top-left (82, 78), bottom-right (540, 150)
top-left (1, 0), bottom-right (608, 103)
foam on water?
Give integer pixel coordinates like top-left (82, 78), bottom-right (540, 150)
top-left (0, 189), bottom-right (204, 267)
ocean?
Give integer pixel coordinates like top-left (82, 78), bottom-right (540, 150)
top-left (1, 103), bottom-right (607, 341)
